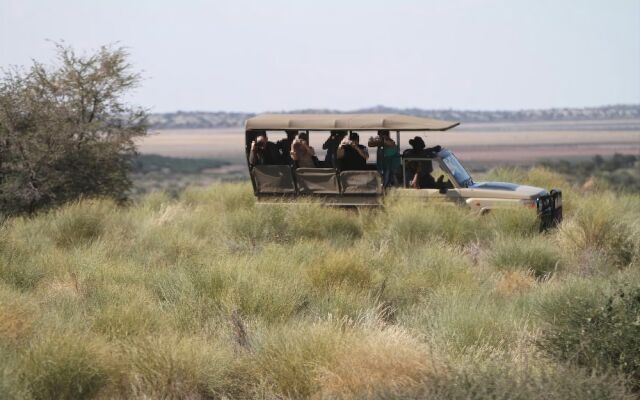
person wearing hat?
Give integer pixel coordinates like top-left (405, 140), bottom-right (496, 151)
top-left (402, 136), bottom-right (442, 188)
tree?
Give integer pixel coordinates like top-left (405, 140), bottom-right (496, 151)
top-left (0, 44), bottom-right (147, 215)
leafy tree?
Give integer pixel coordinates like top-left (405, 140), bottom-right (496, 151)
top-left (0, 44), bottom-right (147, 215)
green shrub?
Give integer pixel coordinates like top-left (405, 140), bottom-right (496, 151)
top-left (422, 359), bottom-right (633, 400)
top-left (558, 192), bottom-right (637, 269)
top-left (537, 284), bottom-right (640, 387)
top-left (382, 198), bottom-right (484, 245)
top-left (20, 335), bottom-right (108, 400)
top-left (223, 205), bottom-right (290, 249)
top-left (489, 236), bottom-right (562, 277)
top-left (121, 336), bottom-right (245, 399)
top-left (306, 252), bottom-right (376, 291)
top-left (50, 200), bottom-right (116, 248)
top-left (287, 203), bottom-right (363, 242)
top-left (254, 322), bottom-right (342, 398)
top-left (487, 207), bottom-right (539, 237)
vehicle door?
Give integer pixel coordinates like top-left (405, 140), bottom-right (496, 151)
top-left (398, 158), bottom-right (462, 205)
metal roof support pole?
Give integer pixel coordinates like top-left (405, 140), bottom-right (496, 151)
top-left (396, 131), bottom-right (400, 151)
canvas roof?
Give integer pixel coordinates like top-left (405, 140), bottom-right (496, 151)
top-left (245, 114), bottom-right (459, 131)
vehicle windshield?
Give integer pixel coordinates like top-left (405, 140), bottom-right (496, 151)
top-left (442, 153), bottom-right (473, 187)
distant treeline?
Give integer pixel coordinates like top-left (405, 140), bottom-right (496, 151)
top-left (132, 154), bottom-right (229, 174)
top-left (149, 104), bottom-right (640, 130)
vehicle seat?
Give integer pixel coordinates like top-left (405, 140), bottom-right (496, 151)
top-left (339, 171), bottom-right (383, 195)
top-left (295, 168), bottom-right (340, 195)
top-left (251, 165), bottom-right (296, 194)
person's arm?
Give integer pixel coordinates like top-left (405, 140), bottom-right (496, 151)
top-left (425, 145), bottom-right (442, 154)
top-left (353, 144), bottom-right (368, 160)
top-left (249, 142), bottom-right (258, 166)
top-left (383, 137), bottom-right (396, 147)
top-left (337, 144), bottom-right (345, 159)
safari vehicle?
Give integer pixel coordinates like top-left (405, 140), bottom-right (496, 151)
top-left (244, 114), bottom-right (562, 229)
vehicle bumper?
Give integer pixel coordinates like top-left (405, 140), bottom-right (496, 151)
top-left (537, 189), bottom-right (563, 231)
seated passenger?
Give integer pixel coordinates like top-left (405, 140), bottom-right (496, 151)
top-left (323, 130), bottom-right (347, 168)
top-left (402, 136), bottom-right (441, 188)
top-left (277, 130), bottom-right (298, 165)
top-left (249, 132), bottom-right (282, 166)
top-left (290, 132), bottom-right (317, 168)
top-left (337, 132), bottom-right (369, 170)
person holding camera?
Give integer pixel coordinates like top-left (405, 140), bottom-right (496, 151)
top-left (249, 132), bottom-right (282, 167)
top-left (323, 130), bottom-right (347, 168)
top-left (337, 132), bottom-right (369, 170)
top-left (277, 130), bottom-right (298, 165)
top-left (368, 130), bottom-right (400, 187)
top-left (290, 132), bottom-right (317, 168)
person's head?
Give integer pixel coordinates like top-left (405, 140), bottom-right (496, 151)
top-left (409, 136), bottom-right (426, 150)
top-left (378, 130), bottom-right (390, 138)
top-left (331, 130), bottom-right (346, 140)
top-left (255, 130), bottom-right (268, 142)
top-left (296, 132), bottom-right (308, 143)
top-left (255, 135), bottom-right (267, 148)
top-left (285, 130), bottom-right (298, 140)
top-left (349, 131), bottom-right (360, 144)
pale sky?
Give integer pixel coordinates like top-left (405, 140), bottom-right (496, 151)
top-left (1, 0), bottom-right (639, 113)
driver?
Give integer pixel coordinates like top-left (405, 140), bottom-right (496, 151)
top-left (402, 136), bottom-right (441, 188)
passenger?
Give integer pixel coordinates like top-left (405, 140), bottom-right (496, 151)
top-left (323, 130), bottom-right (347, 168)
top-left (368, 130), bottom-right (400, 187)
top-left (337, 132), bottom-right (369, 170)
top-left (402, 136), bottom-right (441, 188)
top-left (290, 132), bottom-right (317, 168)
top-left (249, 132), bottom-right (282, 166)
top-left (277, 130), bottom-right (298, 165)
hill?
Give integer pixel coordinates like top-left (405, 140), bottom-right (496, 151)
top-left (0, 167), bottom-right (639, 399)
top-left (148, 104), bottom-right (640, 129)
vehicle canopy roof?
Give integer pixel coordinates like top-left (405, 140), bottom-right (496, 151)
top-left (245, 113), bottom-right (459, 131)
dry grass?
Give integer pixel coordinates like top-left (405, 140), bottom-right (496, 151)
top-left (0, 176), bottom-right (638, 398)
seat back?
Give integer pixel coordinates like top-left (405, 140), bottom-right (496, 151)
top-left (295, 168), bottom-right (340, 194)
top-left (251, 165), bottom-right (296, 194)
top-left (339, 171), bottom-right (383, 195)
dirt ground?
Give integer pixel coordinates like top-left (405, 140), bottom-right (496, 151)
top-left (136, 120), bottom-right (640, 167)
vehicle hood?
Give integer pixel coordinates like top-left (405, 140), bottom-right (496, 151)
top-left (470, 181), bottom-right (547, 199)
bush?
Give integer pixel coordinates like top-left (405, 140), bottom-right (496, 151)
top-left (422, 359), bottom-right (633, 400)
top-left (381, 197), bottom-right (484, 245)
top-left (489, 236), bottom-right (562, 277)
top-left (287, 203), bottom-right (363, 242)
top-left (537, 284), bottom-right (640, 388)
top-left (20, 335), bottom-right (109, 400)
top-left (50, 199), bottom-right (115, 248)
top-left (120, 336), bottom-right (244, 399)
top-left (558, 192), bottom-right (637, 269)
top-left (0, 44), bottom-right (146, 216)
top-left (487, 208), bottom-right (539, 237)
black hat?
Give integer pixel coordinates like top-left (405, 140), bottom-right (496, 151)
top-left (409, 136), bottom-right (426, 149)
top-left (349, 131), bottom-right (359, 141)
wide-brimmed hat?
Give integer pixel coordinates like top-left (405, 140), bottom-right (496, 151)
top-left (409, 136), bottom-right (425, 149)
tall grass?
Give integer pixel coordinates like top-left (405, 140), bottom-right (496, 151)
top-left (0, 178), bottom-right (638, 398)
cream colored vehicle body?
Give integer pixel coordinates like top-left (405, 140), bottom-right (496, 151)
top-left (397, 150), bottom-right (548, 214)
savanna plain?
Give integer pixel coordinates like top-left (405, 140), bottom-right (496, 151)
top-left (1, 165), bottom-right (640, 399)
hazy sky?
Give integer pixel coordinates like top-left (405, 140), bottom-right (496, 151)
top-left (1, 0), bottom-right (639, 112)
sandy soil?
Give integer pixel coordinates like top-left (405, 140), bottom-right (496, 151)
top-left (136, 121), bottom-right (640, 166)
